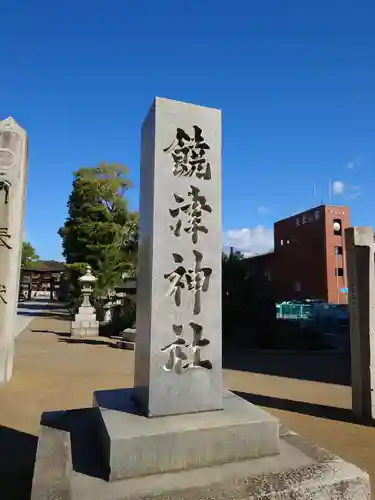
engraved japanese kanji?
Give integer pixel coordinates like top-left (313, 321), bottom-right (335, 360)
top-left (163, 126), bottom-right (211, 180)
top-left (0, 284), bottom-right (7, 304)
top-left (169, 185), bottom-right (212, 243)
top-left (161, 322), bottom-right (212, 374)
top-left (0, 228), bottom-right (11, 249)
top-left (164, 250), bottom-right (212, 314)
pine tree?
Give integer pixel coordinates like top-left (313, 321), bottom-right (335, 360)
top-left (21, 241), bottom-right (40, 268)
top-left (58, 163), bottom-right (138, 299)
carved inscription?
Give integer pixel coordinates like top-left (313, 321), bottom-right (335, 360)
top-left (0, 151), bottom-right (14, 169)
top-left (169, 185), bottom-right (211, 243)
top-left (161, 323), bottom-right (212, 373)
top-left (0, 284), bottom-right (7, 304)
top-left (163, 124), bottom-right (214, 374)
top-left (0, 182), bottom-right (10, 204)
top-left (0, 180), bottom-right (11, 309)
top-left (163, 126), bottom-right (211, 179)
top-left (0, 229), bottom-right (12, 250)
top-left (164, 251), bottom-right (212, 313)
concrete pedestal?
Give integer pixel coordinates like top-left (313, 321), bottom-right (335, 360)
top-left (30, 392), bottom-right (370, 500)
top-left (93, 389), bottom-right (279, 481)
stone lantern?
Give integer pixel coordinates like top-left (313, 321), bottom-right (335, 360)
top-left (70, 265), bottom-right (99, 337)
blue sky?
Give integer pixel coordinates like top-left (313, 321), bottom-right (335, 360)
top-left (2, 0), bottom-right (375, 259)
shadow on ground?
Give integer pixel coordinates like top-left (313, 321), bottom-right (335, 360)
top-left (30, 331), bottom-right (122, 347)
top-left (235, 390), bottom-right (375, 428)
top-left (19, 312), bottom-right (72, 320)
top-left (57, 338), bottom-right (116, 347)
top-left (223, 348), bottom-right (351, 386)
top-left (40, 408), bottom-right (108, 480)
top-left (31, 329), bottom-right (71, 338)
top-left (17, 300), bottom-right (72, 321)
top-left (0, 425), bottom-right (38, 500)
top-left (18, 302), bottom-right (59, 311)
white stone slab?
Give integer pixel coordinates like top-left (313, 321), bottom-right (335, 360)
top-left (0, 118), bottom-right (28, 383)
top-left (134, 98), bottom-right (222, 417)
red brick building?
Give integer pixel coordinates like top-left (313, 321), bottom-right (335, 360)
top-left (248, 205), bottom-right (350, 304)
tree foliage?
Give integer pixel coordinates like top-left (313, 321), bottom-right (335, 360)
top-left (21, 241), bottom-right (40, 268)
top-left (222, 251), bottom-right (277, 346)
top-left (58, 163), bottom-right (138, 299)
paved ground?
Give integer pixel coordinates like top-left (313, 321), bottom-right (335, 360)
top-left (0, 308), bottom-right (374, 498)
top-left (14, 298), bottom-right (59, 338)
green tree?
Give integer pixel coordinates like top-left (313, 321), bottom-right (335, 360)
top-left (21, 241), bottom-right (40, 268)
top-left (58, 163), bottom-right (138, 301)
top-left (222, 250), bottom-right (276, 347)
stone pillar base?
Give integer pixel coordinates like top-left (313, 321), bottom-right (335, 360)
top-left (30, 391), bottom-right (370, 500)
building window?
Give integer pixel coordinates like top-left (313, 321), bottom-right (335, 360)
top-left (335, 268), bottom-right (344, 277)
top-left (334, 246), bottom-right (343, 256)
top-left (302, 215), bottom-right (308, 224)
top-left (296, 218), bottom-right (300, 226)
top-left (314, 210), bottom-right (321, 220)
top-left (294, 281), bottom-right (301, 292)
top-left (333, 219), bottom-right (342, 236)
top-left (280, 239), bottom-right (284, 246)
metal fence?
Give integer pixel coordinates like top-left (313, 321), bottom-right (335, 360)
top-left (276, 301), bottom-right (349, 324)
top-left (276, 302), bottom-right (315, 320)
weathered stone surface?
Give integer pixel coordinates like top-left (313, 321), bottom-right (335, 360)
top-left (30, 410), bottom-right (370, 500)
top-left (93, 389), bottom-right (280, 481)
top-left (0, 117), bottom-right (28, 383)
top-left (345, 226), bottom-right (375, 419)
top-left (120, 328), bottom-right (136, 342)
top-left (135, 97), bottom-right (222, 417)
top-left (31, 424), bottom-right (72, 500)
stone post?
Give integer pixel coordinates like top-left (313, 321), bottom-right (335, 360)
top-left (345, 226), bottom-right (375, 419)
top-left (70, 265), bottom-right (99, 337)
top-left (30, 99), bottom-right (371, 500)
top-left (0, 117), bottom-right (28, 383)
top-left (134, 97), bottom-right (222, 417)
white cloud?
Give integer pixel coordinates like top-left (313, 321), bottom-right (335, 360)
top-left (224, 226), bottom-right (274, 257)
top-left (332, 181), bottom-right (345, 195)
top-left (347, 156), bottom-right (363, 169)
top-left (257, 206), bottom-right (269, 214)
top-left (349, 185), bottom-right (361, 199)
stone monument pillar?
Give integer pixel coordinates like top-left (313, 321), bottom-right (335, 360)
top-left (0, 117), bottom-right (28, 383)
top-left (345, 226), bottom-right (375, 419)
top-left (70, 265), bottom-right (99, 337)
top-left (30, 99), bottom-right (371, 499)
top-left (135, 97), bottom-right (222, 416)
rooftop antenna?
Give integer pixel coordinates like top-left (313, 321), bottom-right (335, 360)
top-left (313, 180), bottom-right (316, 205)
top-left (328, 180), bottom-right (332, 205)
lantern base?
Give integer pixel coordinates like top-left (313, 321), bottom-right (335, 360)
top-left (71, 305), bottom-right (99, 337)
